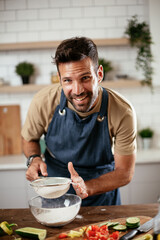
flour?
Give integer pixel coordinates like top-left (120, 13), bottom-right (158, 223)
top-left (35, 184), bottom-right (70, 199)
top-left (76, 214), bottom-right (83, 219)
top-left (31, 177), bottom-right (71, 199)
top-left (33, 205), bottom-right (80, 226)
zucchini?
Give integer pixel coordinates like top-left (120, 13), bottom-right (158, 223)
top-left (107, 222), bottom-right (120, 228)
top-left (15, 227), bottom-right (47, 240)
top-left (113, 224), bottom-right (127, 231)
top-left (126, 217), bottom-right (140, 229)
top-left (99, 221), bottom-right (119, 228)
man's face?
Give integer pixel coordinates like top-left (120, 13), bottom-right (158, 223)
top-left (58, 57), bottom-right (103, 113)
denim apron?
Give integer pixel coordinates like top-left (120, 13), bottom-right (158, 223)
top-left (44, 88), bottom-right (121, 206)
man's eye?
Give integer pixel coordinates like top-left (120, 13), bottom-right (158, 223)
top-left (82, 76), bottom-right (90, 81)
top-left (63, 79), bottom-right (71, 83)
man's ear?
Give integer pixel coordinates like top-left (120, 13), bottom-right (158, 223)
top-left (97, 65), bottom-right (104, 83)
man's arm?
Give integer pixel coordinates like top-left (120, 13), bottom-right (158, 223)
top-left (22, 137), bottom-right (48, 181)
top-left (68, 152), bottom-right (136, 199)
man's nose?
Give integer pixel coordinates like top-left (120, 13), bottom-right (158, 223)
top-left (73, 81), bottom-right (84, 95)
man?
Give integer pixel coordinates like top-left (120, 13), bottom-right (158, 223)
top-left (22, 37), bottom-right (136, 206)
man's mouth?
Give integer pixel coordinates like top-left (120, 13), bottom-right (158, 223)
top-left (74, 96), bottom-right (87, 101)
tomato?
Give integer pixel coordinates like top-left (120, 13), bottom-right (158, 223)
top-left (58, 232), bottom-right (68, 238)
top-left (109, 231), bottom-right (119, 240)
top-left (86, 224), bottom-right (119, 240)
top-left (100, 225), bottom-right (108, 231)
top-left (91, 225), bottom-right (99, 231)
top-left (99, 225), bottom-right (109, 236)
top-left (87, 230), bottom-right (96, 237)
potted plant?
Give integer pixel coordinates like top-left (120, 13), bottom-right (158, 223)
top-left (124, 15), bottom-right (154, 87)
top-left (98, 58), bottom-right (113, 80)
top-left (15, 61), bottom-right (35, 84)
top-left (138, 127), bottom-right (154, 149)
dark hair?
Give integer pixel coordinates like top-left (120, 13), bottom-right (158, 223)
top-left (53, 37), bottom-right (99, 73)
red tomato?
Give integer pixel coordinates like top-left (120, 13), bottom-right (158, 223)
top-left (100, 225), bottom-right (108, 231)
top-left (91, 225), bottom-right (99, 231)
top-left (99, 225), bottom-right (109, 236)
top-left (86, 224), bottom-right (119, 240)
top-left (58, 232), bottom-right (68, 239)
top-left (100, 236), bottom-right (108, 240)
top-left (109, 231), bottom-right (119, 240)
top-left (87, 230), bottom-right (96, 237)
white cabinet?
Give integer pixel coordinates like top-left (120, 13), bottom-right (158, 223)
top-left (0, 169), bottom-right (28, 208)
top-left (0, 169), bottom-right (37, 208)
top-left (120, 163), bottom-right (160, 205)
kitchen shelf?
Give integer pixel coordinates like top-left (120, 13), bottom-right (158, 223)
top-left (0, 80), bottom-right (141, 94)
top-left (0, 38), bottom-right (129, 51)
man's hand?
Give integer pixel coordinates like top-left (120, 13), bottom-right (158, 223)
top-left (26, 157), bottom-right (48, 181)
top-left (68, 162), bottom-right (88, 199)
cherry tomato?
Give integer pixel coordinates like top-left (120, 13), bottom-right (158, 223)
top-left (59, 232), bottom-right (68, 238)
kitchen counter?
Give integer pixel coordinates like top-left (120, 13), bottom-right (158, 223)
top-left (0, 148), bottom-right (160, 170)
top-left (0, 154), bottom-right (27, 170)
top-left (0, 203), bottom-right (158, 239)
top-left (136, 148), bottom-right (160, 164)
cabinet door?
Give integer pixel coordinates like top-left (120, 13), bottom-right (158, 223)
top-left (120, 163), bottom-right (160, 205)
top-left (130, 164), bottom-right (160, 204)
top-left (0, 169), bottom-right (28, 208)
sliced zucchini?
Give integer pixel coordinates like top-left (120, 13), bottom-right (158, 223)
top-left (113, 224), bottom-right (127, 231)
top-left (126, 217), bottom-right (140, 229)
top-left (99, 221), bottom-right (119, 228)
top-left (107, 222), bottom-right (120, 228)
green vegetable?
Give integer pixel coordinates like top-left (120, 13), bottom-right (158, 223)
top-left (107, 222), bottom-right (120, 228)
top-left (99, 221), bottom-right (119, 228)
top-left (113, 224), bottom-right (127, 231)
top-left (126, 217), bottom-right (140, 229)
top-left (0, 221), bottom-right (17, 235)
top-left (15, 227), bottom-right (47, 240)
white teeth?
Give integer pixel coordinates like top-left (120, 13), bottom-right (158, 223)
top-left (76, 97), bottom-right (86, 101)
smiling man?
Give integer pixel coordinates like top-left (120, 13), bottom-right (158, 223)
top-left (22, 37), bottom-right (137, 206)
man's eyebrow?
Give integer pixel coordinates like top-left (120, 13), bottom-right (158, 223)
top-left (80, 71), bottom-right (91, 76)
top-left (61, 76), bottom-right (71, 81)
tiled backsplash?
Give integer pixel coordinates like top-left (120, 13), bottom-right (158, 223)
top-left (0, 0), bottom-right (149, 85)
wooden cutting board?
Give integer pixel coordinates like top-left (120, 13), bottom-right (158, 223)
top-left (46, 216), bottom-right (153, 240)
top-left (0, 105), bottom-right (22, 155)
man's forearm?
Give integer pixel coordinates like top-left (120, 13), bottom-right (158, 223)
top-left (85, 168), bottom-right (131, 197)
top-left (22, 137), bottom-right (41, 158)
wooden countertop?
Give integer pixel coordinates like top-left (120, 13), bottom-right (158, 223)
top-left (0, 203), bottom-right (158, 239)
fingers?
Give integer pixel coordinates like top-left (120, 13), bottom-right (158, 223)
top-left (68, 162), bottom-right (79, 178)
top-left (26, 161), bottom-right (48, 181)
top-left (40, 162), bottom-right (48, 177)
top-left (68, 162), bottom-right (88, 199)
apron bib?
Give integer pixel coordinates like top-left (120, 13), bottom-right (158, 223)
top-left (44, 88), bottom-right (121, 206)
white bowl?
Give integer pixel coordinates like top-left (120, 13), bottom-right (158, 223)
top-left (30, 177), bottom-right (71, 199)
top-left (29, 194), bottom-right (81, 227)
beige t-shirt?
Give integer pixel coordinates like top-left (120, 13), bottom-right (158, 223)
top-left (21, 83), bottom-right (137, 155)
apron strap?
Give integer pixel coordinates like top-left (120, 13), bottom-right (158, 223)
top-left (97, 88), bottom-right (108, 121)
top-left (59, 90), bottom-right (67, 115)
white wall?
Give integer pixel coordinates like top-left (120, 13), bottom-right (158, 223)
top-left (1, 0), bottom-right (160, 150)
